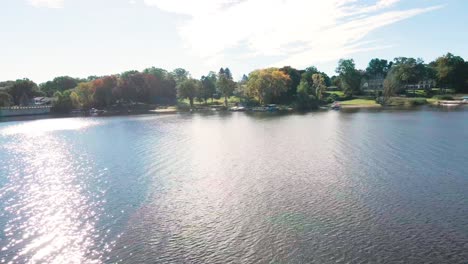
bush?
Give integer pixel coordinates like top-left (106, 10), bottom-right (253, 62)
top-left (0, 91), bottom-right (12, 107)
top-left (433, 95), bottom-right (454, 100)
top-left (295, 92), bottom-right (318, 110)
top-left (406, 98), bottom-right (427, 106)
top-left (52, 91), bottom-right (74, 113)
top-left (325, 94), bottom-right (339, 104)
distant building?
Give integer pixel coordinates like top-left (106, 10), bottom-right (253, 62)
top-left (404, 80), bottom-right (436, 90)
top-left (361, 75), bottom-right (384, 91)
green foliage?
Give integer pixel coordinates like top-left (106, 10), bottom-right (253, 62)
top-left (388, 97), bottom-right (428, 106)
top-left (9, 79), bottom-right (38, 106)
top-left (52, 90), bottom-right (75, 113)
top-left (431, 53), bottom-right (468, 93)
top-left (366, 58), bottom-right (392, 78)
top-left (172, 68), bottom-right (190, 85)
top-left (39, 76), bottom-right (80, 97)
top-left (200, 72), bottom-right (217, 103)
top-left (295, 79), bottom-right (318, 110)
top-left (177, 78), bottom-right (200, 108)
top-left (312, 73), bottom-right (326, 100)
top-left (336, 59), bottom-right (362, 97)
top-left (433, 95), bottom-right (454, 100)
top-left (246, 68), bottom-right (290, 105)
top-left (0, 91), bottom-right (12, 107)
top-left (217, 68), bottom-right (236, 106)
top-left (325, 93), bottom-right (340, 104)
top-left (279, 66), bottom-right (302, 103)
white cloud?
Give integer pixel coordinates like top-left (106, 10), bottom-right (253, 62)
top-left (144, 0), bottom-right (442, 69)
top-left (28, 0), bottom-right (64, 8)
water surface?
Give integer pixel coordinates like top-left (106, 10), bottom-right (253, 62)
top-left (1, 108), bottom-right (467, 263)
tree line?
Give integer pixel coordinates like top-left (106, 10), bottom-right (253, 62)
top-left (0, 52), bottom-right (467, 112)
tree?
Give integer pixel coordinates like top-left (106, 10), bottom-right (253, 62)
top-left (75, 82), bottom-right (94, 108)
top-left (40, 76), bottom-right (80, 96)
top-left (382, 69), bottom-right (400, 105)
top-left (431, 53), bottom-right (467, 93)
top-left (200, 72), bottom-right (217, 103)
top-left (172, 68), bottom-right (190, 85)
top-left (52, 90), bottom-right (74, 113)
top-left (296, 80), bottom-right (317, 110)
top-left (177, 78), bottom-right (200, 108)
top-left (92, 76), bottom-right (117, 107)
top-left (366, 58), bottom-right (392, 78)
top-left (246, 68), bottom-right (290, 105)
top-left (0, 91), bottom-right (12, 107)
top-left (312, 73), bottom-right (326, 100)
top-left (385, 57), bottom-right (428, 95)
top-left (336, 59), bottom-right (362, 97)
top-left (279, 66), bottom-right (302, 103)
top-left (217, 68), bottom-right (236, 107)
top-left (144, 67), bottom-right (177, 104)
top-left (9, 79), bottom-right (37, 105)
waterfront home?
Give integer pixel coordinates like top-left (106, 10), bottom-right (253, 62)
top-left (34, 97), bottom-right (54, 105)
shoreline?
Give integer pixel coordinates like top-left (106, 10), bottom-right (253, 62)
top-left (1, 104), bottom-right (466, 124)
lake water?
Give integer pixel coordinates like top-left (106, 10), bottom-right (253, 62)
top-left (1, 108), bottom-right (467, 263)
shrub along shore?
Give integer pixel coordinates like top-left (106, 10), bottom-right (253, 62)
top-left (0, 53), bottom-right (467, 115)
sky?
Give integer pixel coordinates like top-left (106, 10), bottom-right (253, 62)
top-left (0, 0), bottom-right (467, 83)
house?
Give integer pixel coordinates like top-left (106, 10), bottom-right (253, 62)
top-left (34, 97), bottom-right (55, 105)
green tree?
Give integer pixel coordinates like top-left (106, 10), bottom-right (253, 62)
top-left (385, 57), bottom-right (428, 95)
top-left (75, 82), bottom-right (94, 108)
top-left (366, 58), bottom-right (392, 78)
top-left (200, 72), bottom-right (217, 103)
top-left (279, 66), bottom-right (302, 103)
top-left (0, 91), bottom-right (12, 107)
top-left (172, 68), bottom-right (190, 85)
top-left (217, 68), bottom-right (236, 107)
top-left (9, 79), bottom-right (37, 105)
top-left (52, 90), bottom-right (74, 113)
top-left (177, 78), bottom-right (200, 108)
top-left (336, 59), bottom-right (362, 97)
top-left (296, 80), bottom-right (317, 110)
top-left (312, 73), bottom-right (327, 100)
top-left (431, 53), bottom-right (467, 93)
top-left (246, 68), bottom-right (290, 105)
top-left (40, 76), bottom-right (80, 96)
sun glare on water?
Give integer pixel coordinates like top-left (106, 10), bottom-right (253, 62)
top-left (0, 118), bottom-right (111, 263)
top-left (0, 118), bottom-right (99, 137)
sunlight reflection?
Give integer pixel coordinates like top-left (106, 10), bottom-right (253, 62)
top-left (0, 118), bottom-right (98, 137)
top-left (0, 122), bottom-right (108, 263)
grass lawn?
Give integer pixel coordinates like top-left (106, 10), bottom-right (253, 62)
top-left (339, 99), bottom-right (379, 106)
top-left (179, 96), bottom-right (241, 106)
top-left (326, 91), bottom-right (345, 97)
top-left (388, 97), bottom-right (428, 106)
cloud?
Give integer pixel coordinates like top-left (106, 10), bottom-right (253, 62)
top-left (28, 0), bottom-right (64, 8)
top-left (144, 0), bottom-right (442, 69)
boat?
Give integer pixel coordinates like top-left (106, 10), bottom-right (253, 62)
top-left (266, 104), bottom-right (279, 112)
top-left (229, 106), bottom-right (246, 112)
top-left (438, 99), bottom-right (468, 106)
top-left (89, 108), bottom-right (106, 116)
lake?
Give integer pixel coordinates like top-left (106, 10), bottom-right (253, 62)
top-left (1, 108), bottom-right (467, 263)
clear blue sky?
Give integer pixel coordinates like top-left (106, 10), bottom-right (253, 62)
top-left (1, 0), bottom-right (467, 83)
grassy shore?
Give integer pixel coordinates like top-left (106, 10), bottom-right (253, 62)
top-left (339, 99), bottom-right (381, 108)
